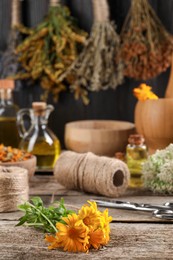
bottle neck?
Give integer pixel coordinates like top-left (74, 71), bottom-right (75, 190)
top-left (33, 114), bottom-right (48, 128)
top-left (0, 89), bottom-right (13, 105)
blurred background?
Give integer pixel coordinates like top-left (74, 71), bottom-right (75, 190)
top-left (0, 0), bottom-right (172, 147)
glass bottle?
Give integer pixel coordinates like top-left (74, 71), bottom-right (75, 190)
top-left (17, 102), bottom-right (61, 170)
top-left (0, 79), bottom-right (20, 147)
top-left (126, 134), bottom-right (148, 188)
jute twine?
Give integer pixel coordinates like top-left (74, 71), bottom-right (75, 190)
top-left (0, 166), bottom-right (29, 212)
top-left (54, 151), bottom-right (130, 197)
top-left (92, 0), bottom-right (109, 22)
top-left (11, 0), bottom-right (21, 27)
top-left (49, 0), bottom-right (60, 7)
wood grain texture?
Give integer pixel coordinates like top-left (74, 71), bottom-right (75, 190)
top-left (0, 221), bottom-right (173, 259)
top-left (1, 175), bottom-right (173, 259)
top-left (135, 98), bottom-right (173, 153)
top-left (165, 54), bottom-right (173, 98)
top-left (64, 120), bottom-right (135, 156)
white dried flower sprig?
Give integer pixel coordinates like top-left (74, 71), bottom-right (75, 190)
top-left (142, 144), bottom-right (173, 194)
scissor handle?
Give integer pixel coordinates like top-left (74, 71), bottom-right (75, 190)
top-left (153, 209), bottom-right (173, 220)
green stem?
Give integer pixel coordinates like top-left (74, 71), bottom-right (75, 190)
top-left (26, 223), bottom-right (44, 226)
top-left (28, 202), bottom-right (58, 233)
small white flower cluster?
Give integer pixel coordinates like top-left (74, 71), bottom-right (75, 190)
top-left (142, 144), bottom-right (173, 194)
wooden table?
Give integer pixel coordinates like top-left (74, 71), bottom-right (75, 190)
top-left (1, 175), bottom-right (173, 260)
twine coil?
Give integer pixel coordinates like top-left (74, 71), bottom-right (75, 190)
top-left (54, 151), bottom-right (130, 197)
top-left (0, 166), bottom-right (29, 212)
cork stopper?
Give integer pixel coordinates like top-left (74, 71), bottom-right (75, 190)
top-left (0, 80), bottom-right (15, 90)
top-left (32, 102), bottom-right (47, 116)
top-left (128, 134), bottom-right (145, 146)
top-left (115, 152), bottom-right (126, 162)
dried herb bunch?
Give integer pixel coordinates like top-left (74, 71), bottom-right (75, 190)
top-left (120, 0), bottom-right (173, 80)
top-left (13, 5), bottom-right (87, 101)
top-left (61, 0), bottom-right (124, 104)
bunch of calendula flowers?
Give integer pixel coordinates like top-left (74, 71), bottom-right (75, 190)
top-left (120, 0), bottom-right (173, 80)
top-left (13, 5), bottom-right (87, 101)
top-left (17, 197), bottom-right (112, 253)
top-left (46, 200), bottom-right (112, 252)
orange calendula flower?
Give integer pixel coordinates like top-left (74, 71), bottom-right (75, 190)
top-left (133, 83), bottom-right (158, 101)
top-left (78, 201), bottom-right (112, 247)
top-left (100, 209), bottom-right (113, 244)
top-left (78, 201), bottom-right (102, 228)
top-left (45, 213), bottom-right (89, 252)
top-left (88, 227), bottom-right (105, 249)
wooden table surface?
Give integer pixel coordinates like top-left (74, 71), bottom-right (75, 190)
top-left (1, 175), bottom-right (173, 260)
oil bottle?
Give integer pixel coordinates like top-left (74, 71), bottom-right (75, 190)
top-left (17, 102), bottom-right (61, 170)
top-left (0, 79), bottom-right (20, 147)
top-left (126, 134), bottom-right (148, 188)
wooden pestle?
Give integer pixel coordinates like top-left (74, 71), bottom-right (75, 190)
top-left (165, 53), bottom-right (173, 98)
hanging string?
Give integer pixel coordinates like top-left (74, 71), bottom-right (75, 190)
top-left (49, 0), bottom-right (60, 7)
top-left (11, 0), bottom-right (21, 27)
top-left (92, 0), bottom-right (109, 22)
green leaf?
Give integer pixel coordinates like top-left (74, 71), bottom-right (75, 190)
top-left (16, 215), bottom-right (28, 226)
top-left (31, 197), bottom-right (43, 207)
top-left (16, 196), bottom-right (75, 233)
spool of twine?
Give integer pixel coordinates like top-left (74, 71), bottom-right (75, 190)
top-left (54, 151), bottom-right (130, 197)
top-left (92, 0), bottom-right (109, 22)
top-left (11, 0), bottom-right (21, 27)
top-left (0, 166), bottom-right (29, 212)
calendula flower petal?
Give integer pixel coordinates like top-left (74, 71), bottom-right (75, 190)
top-left (46, 213), bottom-right (89, 253)
top-left (78, 201), bottom-right (101, 228)
top-left (88, 228), bottom-right (105, 249)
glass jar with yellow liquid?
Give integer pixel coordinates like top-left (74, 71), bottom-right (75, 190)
top-left (17, 102), bottom-right (61, 170)
top-left (0, 79), bottom-right (20, 147)
top-left (126, 134), bottom-right (148, 188)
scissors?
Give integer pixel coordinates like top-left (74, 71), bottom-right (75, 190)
top-left (92, 199), bottom-right (173, 220)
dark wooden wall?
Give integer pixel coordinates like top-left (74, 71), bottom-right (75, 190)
top-left (0, 0), bottom-right (173, 147)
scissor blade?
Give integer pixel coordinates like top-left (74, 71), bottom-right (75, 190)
top-left (153, 209), bottom-right (173, 220)
top-left (93, 199), bottom-right (138, 210)
top-left (93, 199), bottom-right (173, 212)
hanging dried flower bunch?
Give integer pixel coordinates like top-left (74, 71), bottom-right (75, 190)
top-left (60, 0), bottom-right (124, 104)
top-left (120, 0), bottom-right (173, 80)
top-left (13, 0), bottom-right (87, 101)
top-left (0, 0), bottom-right (21, 78)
